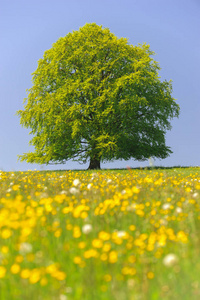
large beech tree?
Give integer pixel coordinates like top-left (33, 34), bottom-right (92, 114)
top-left (17, 23), bottom-right (179, 169)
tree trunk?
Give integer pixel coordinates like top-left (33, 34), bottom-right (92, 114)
top-left (88, 157), bottom-right (101, 170)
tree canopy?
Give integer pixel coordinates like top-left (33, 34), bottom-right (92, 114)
top-left (17, 23), bottom-right (179, 169)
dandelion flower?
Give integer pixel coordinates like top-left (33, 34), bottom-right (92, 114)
top-left (82, 224), bottom-right (92, 234)
top-left (162, 203), bottom-right (171, 210)
top-left (163, 254), bottom-right (179, 267)
top-left (69, 187), bottom-right (79, 195)
top-left (0, 266), bottom-right (6, 278)
top-left (19, 242), bottom-right (33, 254)
top-left (73, 179), bottom-right (80, 187)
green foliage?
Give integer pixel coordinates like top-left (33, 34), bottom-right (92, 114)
top-left (17, 23), bottom-right (179, 168)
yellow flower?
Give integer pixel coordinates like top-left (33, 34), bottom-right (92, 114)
top-left (108, 251), bottom-right (118, 263)
top-left (20, 269), bottom-right (31, 279)
top-left (177, 231), bottom-right (188, 243)
top-left (129, 225), bottom-right (136, 231)
top-left (0, 266), bottom-right (6, 278)
top-left (100, 253), bottom-right (108, 261)
top-left (80, 211), bottom-right (88, 219)
top-left (54, 229), bottom-right (62, 238)
top-left (132, 186), bottom-right (140, 194)
top-left (40, 277), bottom-right (48, 286)
top-left (10, 264), bottom-right (20, 274)
top-left (92, 239), bottom-right (103, 248)
top-left (29, 268), bottom-right (41, 284)
top-left (147, 271), bottom-right (154, 279)
top-left (73, 256), bottom-right (82, 264)
top-left (128, 255), bottom-right (136, 263)
top-left (73, 226), bottom-right (81, 238)
top-left (12, 185), bottom-right (20, 191)
top-left (84, 249), bottom-right (98, 259)
top-left (98, 231), bottom-right (111, 241)
top-left (1, 228), bottom-right (12, 239)
top-left (1, 246), bottom-right (9, 254)
top-left (46, 264), bottom-right (58, 274)
top-left (52, 271), bottom-right (66, 281)
top-left (15, 255), bottom-right (24, 263)
top-left (102, 243), bottom-right (111, 252)
top-left (104, 274), bottom-right (112, 282)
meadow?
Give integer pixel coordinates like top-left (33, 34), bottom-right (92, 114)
top-left (0, 167), bottom-right (200, 300)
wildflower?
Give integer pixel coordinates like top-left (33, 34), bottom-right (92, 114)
top-left (177, 231), bottom-right (188, 243)
top-left (193, 192), bottom-right (199, 198)
top-left (84, 249), bottom-right (98, 259)
top-left (60, 190), bottom-right (67, 195)
top-left (12, 185), bottom-right (20, 191)
top-left (92, 239), bottom-right (103, 248)
top-left (65, 287), bottom-right (73, 293)
top-left (104, 274), bottom-right (112, 282)
top-left (82, 224), bottom-right (92, 234)
top-left (87, 183), bottom-right (92, 190)
top-left (163, 254), bottom-right (179, 267)
top-left (10, 264), bottom-right (20, 274)
top-left (20, 269), bottom-right (31, 279)
top-left (1, 228), bottom-right (12, 239)
top-left (19, 242), bottom-right (33, 254)
top-left (132, 186), bottom-right (140, 193)
top-left (0, 266), bottom-right (6, 278)
top-left (73, 226), bottom-right (81, 238)
top-left (73, 256), bottom-right (82, 264)
top-left (59, 295), bottom-right (67, 300)
top-left (69, 187), bottom-right (79, 195)
top-left (162, 203), bottom-right (171, 210)
top-left (98, 231), bottom-right (111, 241)
top-left (40, 277), bottom-right (48, 286)
top-left (129, 225), bottom-right (136, 231)
top-left (108, 251), bottom-right (118, 263)
top-left (175, 207), bottom-right (182, 214)
top-left (1, 246), bottom-right (9, 254)
top-left (73, 179), bottom-right (80, 187)
top-left (147, 271), bottom-right (154, 279)
top-left (102, 243), bottom-right (111, 252)
top-left (29, 269), bottom-right (41, 284)
top-left (116, 231), bottom-right (127, 239)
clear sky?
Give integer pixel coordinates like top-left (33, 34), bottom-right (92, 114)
top-left (0, 0), bottom-right (199, 171)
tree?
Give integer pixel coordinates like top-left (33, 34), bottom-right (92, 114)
top-left (17, 23), bottom-right (179, 169)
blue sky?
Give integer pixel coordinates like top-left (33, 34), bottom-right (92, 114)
top-left (0, 0), bottom-right (199, 171)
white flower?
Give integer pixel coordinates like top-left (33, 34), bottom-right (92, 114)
top-left (59, 295), bottom-right (67, 300)
top-left (175, 207), bottom-right (182, 214)
top-left (60, 190), bottom-right (68, 195)
top-left (160, 218), bottom-right (168, 226)
top-left (116, 231), bottom-right (126, 238)
top-left (162, 203), bottom-right (170, 210)
top-left (163, 254), bottom-right (178, 267)
top-left (19, 242), bottom-right (32, 254)
top-left (69, 187), bottom-right (79, 195)
top-left (87, 183), bottom-right (92, 190)
top-left (193, 192), bottom-right (199, 198)
top-left (65, 287), bottom-right (72, 293)
top-left (107, 179), bottom-right (112, 184)
top-left (73, 179), bottom-right (80, 187)
top-left (82, 224), bottom-right (92, 234)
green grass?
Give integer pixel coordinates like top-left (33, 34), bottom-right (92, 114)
top-left (0, 167), bottom-right (200, 299)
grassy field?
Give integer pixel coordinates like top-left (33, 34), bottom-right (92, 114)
top-left (0, 167), bottom-right (200, 300)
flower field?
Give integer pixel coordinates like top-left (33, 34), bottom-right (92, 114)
top-left (0, 168), bottom-right (200, 300)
